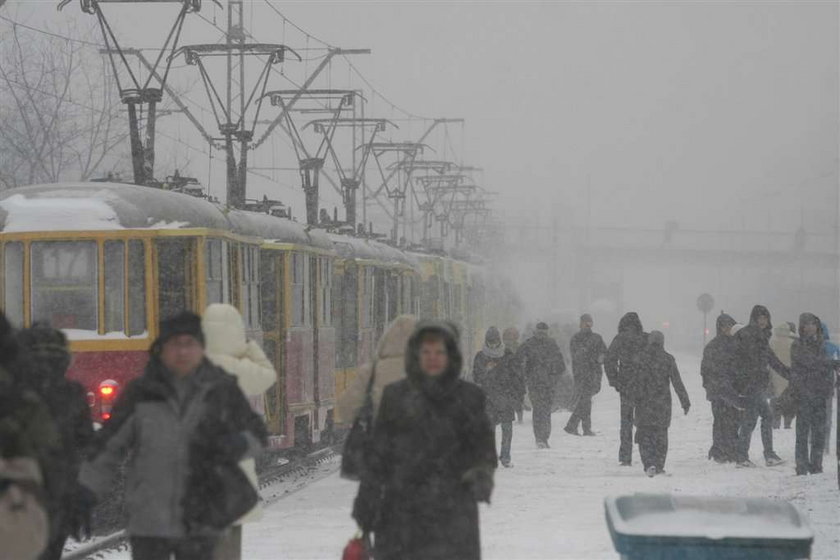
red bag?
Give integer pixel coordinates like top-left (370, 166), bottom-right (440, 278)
top-left (342, 532), bottom-right (371, 560)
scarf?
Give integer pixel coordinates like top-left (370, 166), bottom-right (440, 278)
top-left (482, 343), bottom-right (505, 359)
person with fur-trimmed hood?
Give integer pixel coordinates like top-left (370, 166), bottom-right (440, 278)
top-left (201, 304), bottom-right (277, 560)
top-left (15, 324), bottom-right (94, 560)
top-left (700, 313), bottom-right (741, 463)
top-left (518, 322), bottom-right (566, 448)
top-left (604, 312), bottom-right (648, 466)
top-left (353, 321), bottom-right (497, 560)
top-left (734, 305), bottom-right (789, 468)
top-left (473, 327), bottom-right (525, 467)
top-left (78, 312), bottom-right (267, 560)
top-left (790, 313), bottom-right (838, 475)
top-left (632, 331), bottom-right (691, 477)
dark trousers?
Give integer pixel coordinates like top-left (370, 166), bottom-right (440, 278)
top-left (130, 536), bottom-right (219, 560)
top-left (709, 399), bottom-right (739, 462)
top-left (736, 393), bottom-right (774, 462)
top-left (795, 398), bottom-right (827, 474)
top-left (531, 390), bottom-right (553, 443)
top-left (498, 421), bottom-right (513, 461)
top-left (619, 394), bottom-right (634, 464)
top-left (213, 526), bottom-right (242, 560)
top-left (636, 426), bottom-right (668, 472)
top-left (566, 393), bottom-right (593, 433)
top-left (40, 527), bottom-right (69, 560)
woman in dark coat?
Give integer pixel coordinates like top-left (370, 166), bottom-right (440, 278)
top-left (354, 321), bottom-right (497, 560)
top-left (789, 313), bottom-right (837, 475)
top-left (633, 331), bottom-right (691, 477)
top-left (474, 327), bottom-right (525, 467)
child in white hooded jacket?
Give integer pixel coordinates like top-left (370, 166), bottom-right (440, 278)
top-left (202, 303), bottom-right (276, 560)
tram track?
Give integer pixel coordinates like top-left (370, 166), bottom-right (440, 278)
top-left (61, 446), bottom-right (341, 560)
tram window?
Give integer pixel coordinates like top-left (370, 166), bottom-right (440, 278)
top-left (157, 239), bottom-right (194, 318)
top-left (128, 240), bottom-right (146, 336)
top-left (260, 252), bottom-right (278, 332)
top-left (3, 242), bottom-right (23, 326)
top-left (361, 267), bottom-right (375, 328)
top-left (31, 241), bottom-right (97, 331)
top-left (291, 252), bottom-right (308, 327)
top-left (104, 241), bottom-right (125, 334)
top-left (205, 239), bottom-right (228, 305)
top-left (319, 259), bottom-right (332, 326)
top-left (241, 246), bottom-right (260, 329)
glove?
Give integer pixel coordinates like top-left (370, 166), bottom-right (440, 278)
top-left (352, 481), bottom-right (381, 533)
top-left (462, 467), bottom-right (494, 504)
top-left (68, 484), bottom-right (97, 541)
top-left (683, 405), bottom-right (690, 416)
top-left (219, 432), bottom-right (250, 462)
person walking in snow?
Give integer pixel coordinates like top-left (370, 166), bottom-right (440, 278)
top-left (734, 305), bottom-right (789, 468)
top-left (502, 327), bottom-right (525, 423)
top-left (474, 327), bottom-right (525, 467)
top-left (15, 325), bottom-right (94, 560)
top-left (769, 321), bottom-right (797, 430)
top-left (790, 314), bottom-right (838, 475)
top-left (78, 312), bottom-right (267, 560)
top-left (632, 331), bottom-right (690, 477)
top-left (202, 304), bottom-right (277, 560)
top-left (518, 322), bottom-right (566, 448)
top-left (604, 312), bottom-right (648, 466)
top-left (700, 313), bottom-right (742, 463)
top-left (564, 314), bottom-right (607, 436)
top-left (353, 321), bottom-right (497, 560)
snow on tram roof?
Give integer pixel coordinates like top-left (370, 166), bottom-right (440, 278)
top-left (327, 233), bottom-right (418, 268)
top-left (0, 182), bottom-right (332, 249)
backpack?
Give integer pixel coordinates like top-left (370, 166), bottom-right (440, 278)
top-left (0, 456), bottom-right (48, 560)
top-left (341, 363), bottom-right (377, 481)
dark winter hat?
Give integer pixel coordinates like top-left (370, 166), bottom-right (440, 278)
top-left (536, 322), bottom-right (549, 331)
top-left (716, 313), bottom-right (736, 335)
top-left (485, 327), bottom-right (501, 346)
top-left (580, 314), bottom-right (593, 325)
top-left (649, 330), bottom-right (665, 347)
top-left (156, 311), bottom-right (205, 349)
top-left (17, 323), bottom-right (71, 374)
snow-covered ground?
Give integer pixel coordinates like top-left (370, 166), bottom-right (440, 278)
top-left (105, 354), bottom-right (839, 559)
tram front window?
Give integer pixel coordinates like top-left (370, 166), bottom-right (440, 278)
top-left (31, 241), bottom-right (97, 331)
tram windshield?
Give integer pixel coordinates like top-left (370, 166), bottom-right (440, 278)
top-left (31, 240), bottom-right (97, 331)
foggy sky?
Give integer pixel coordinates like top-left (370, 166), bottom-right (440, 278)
top-left (4, 1), bottom-right (839, 236)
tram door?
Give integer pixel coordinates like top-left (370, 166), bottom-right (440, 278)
top-left (259, 249), bottom-right (285, 437)
top-left (155, 238), bottom-right (197, 319)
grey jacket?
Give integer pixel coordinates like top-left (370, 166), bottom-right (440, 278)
top-left (80, 359), bottom-right (265, 538)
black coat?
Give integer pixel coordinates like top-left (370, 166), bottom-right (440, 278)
top-left (570, 329), bottom-right (607, 396)
top-left (700, 335), bottom-right (740, 404)
top-left (790, 314), bottom-right (836, 402)
top-left (735, 306), bottom-right (789, 396)
top-left (473, 348), bottom-right (525, 424)
top-left (633, 345), bottom-right (691, 429)
top-left (605, 313), bottom-right (647, 396)
top-left (518, 333), bottom-right (565, 393)
top-left (360, 322), bottom-right (497, 560)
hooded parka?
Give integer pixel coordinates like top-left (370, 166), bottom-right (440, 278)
top-left (735, 305), bottom-right (789, 395)
top-left (604, 313), bottom-right (647, 396)
top-left (633, 332), bottom-right (691, 429)
top-left (202, 304), bottom-right (276, 529)
top-left (356, 322), bottom-right (497, 560)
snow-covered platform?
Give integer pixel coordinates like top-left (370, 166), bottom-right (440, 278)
top-left (107, 355), bottom-right (840, 559)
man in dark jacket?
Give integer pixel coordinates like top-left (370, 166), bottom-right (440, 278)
top-left (633, 331), bottom-right (691, 476)
top-left (16, 325), bottom-right (94, 560)
top-left (734, 305), bottom-right (789, 468)
top-left (790, 313), bottom-right (838, 475)
top-left (518, 322), bottom-right (566, 448)
top-left (354, 321), bottom-right (497, 560)
top-left (604, 312), bottom-right (647, 466)
top-left (78, 312), bottom-right (267, 560)
top-left (700, 313), bottom-right (742, 463)
top-left (474, 327), bottom-right (525, 467)
top-left (564, 314), bottom-right (607, 436)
